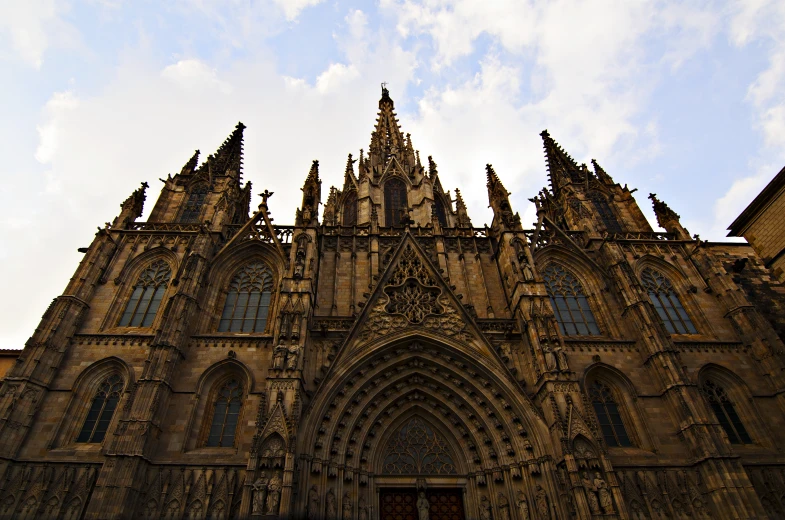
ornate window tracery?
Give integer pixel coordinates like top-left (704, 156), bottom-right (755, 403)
top-left (541, 264), bottom-right (600, 336)
top-left (588, 381), bottom-right (632, 447)
top-left (180, 184), bottom-right (209, 223)
top-left (119, 260), bottom-right (171, 327)
top-left (587, 192), bottom-right (622, 233)
top-left (343, 191), bottom-right (358, 226)
top-left (218, 261), bottom-right (274, 333)
top-left (206, 378), bottom-right (243, 447)
top-left (640, 267), bottom-right (697, 334)
top-left (701, 380), bottom-right (752, 444)
top-left (381, 416), bottom-right (457, 474)
top-left (77, 374), bottom-right (124, 443)
top-left (385, 178), bottom-right (407, 226)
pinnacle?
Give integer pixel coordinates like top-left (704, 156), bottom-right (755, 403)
top-left (486, 163), bottom-right (502, 188)
top-left (540, 129), bottom-right (581, 189)
top-left (180, 149), bottom-right (200, 175)
top-left (207, 122), bottom-right (245, 176)
top-left (428, 156), bottom-right (438, 178)
top-left (306, 160), bottom-right (320, 183)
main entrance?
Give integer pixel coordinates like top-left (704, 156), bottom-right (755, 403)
top-left (379, 489), bottom-right (465, 520)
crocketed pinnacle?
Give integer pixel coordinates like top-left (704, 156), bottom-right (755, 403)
top-left (486, 163), bottom-right (505, 192)
top-left (428, 156), bottom-right (438, 179)
top-left (306, 159), bottom-right (320, 185)
top-left (540, 129), bottom-right (582, 191)
top-left (180, 149), bottom-right (200, 176)
top-left (591, 158), bottom-right (614, 184)
top-left (343, 153), bottom-right (357, 190)
top-left (120, 181), bottom-right (149, 220)
top-left (203, 122), bottom-right (245, 176)
top-left (454, 188), bottom-right (473, 227)
top-left (649, 193), bottom-right (680, 228)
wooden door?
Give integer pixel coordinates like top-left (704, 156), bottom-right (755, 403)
top-left (379, 489), bottom-right (465, 520)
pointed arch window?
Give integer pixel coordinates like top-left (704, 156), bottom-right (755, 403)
top-left (119, 260), bottom-right (171, 327)
top-left (77, 374), bottom-right (124, 443)
top-left (385, 177), bottom-right (407, 226)
top-left (206, 378), bottom-right (243, 447)
top-left (343, 191), bottom-right (358, 226)
top-left (433, 195), bottom-right (448, 228)
top-left (640, 267), bottom-right (697, 334)
top-left (541, 264), bottom-right (600, 336)
top-left (382, 416), bottom-right (457, 474)
top-left (587, 192), bottom-right (622, 233)
top-left (180, 184), bottom-right (209, 223)
top-left (588, 381), bottom-right (632, 447)
top-left (701, 380), bottom-right (752, 444)
top-left (218, 261), bottom-right (274, 333)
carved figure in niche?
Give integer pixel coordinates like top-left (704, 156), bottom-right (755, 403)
top-left (343, 493), bottom-right (352, 519)
top-left (251, 471), bottom-right (268, 515)
top-left (480, 496), bottom-right (492, 520)
top-left (266, 473), bottom-right (281, 514)
top-left (513, 242), bottom-right (535, 281)
top-left (535, 485), bottom-right (550, 519)
top-left (272, 344), bottom-right (287, 370)
top-left (516, 491), bottom-right (530, 520)
top-left (326, 488), bottom-right (337, 520)
top-left (594, 472), bottom-right (613, 513)
top-left (417, 491), bottom-right (430, 520)
top-left (358, 497), bottom-right (368, 520)
top-left (582, 471), bottom-right (601, 514)
top-left (497, 493), bottom-right (510, 520)
top-left (286, 344), bottom-right (301, 371)
top-left (542, 344), bottom-right (558, 372)
top-left (629, 500), bottom-right (648, 520)
top-left (307, 486), bottom-right (319, 520)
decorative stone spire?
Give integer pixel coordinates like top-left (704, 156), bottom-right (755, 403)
top-left (540, 129), bottom-right (583, 193)
top-left (113, 182), bottom-right (148, 229)
top-left (367, 86), bottom-right (416, 177)
top-left (486, 164), bottom-right (521, 231)
top-left (210, 122), bottom-right (245, 177)
top-left (454, 188), bottom-right (472, 227)
top-left (298, 160), bottom-right (321, 227)
top-left (323, 186), bottom-right (338, 226)
top-left (428, 156), bottom-right (438, 179)
top-left (180, 150), bottom-right (199, 176)
top-left (343, 153), bottom-right (358, 191)
top-left (591, 158), bottom-right (614, 185)
top-left (649, 193), bottom-right (689, 239)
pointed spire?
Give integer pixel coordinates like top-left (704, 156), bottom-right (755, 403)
top-left (428, 156), bottom-right (438, 179)
top-left (649, 193), bottom-right (681, 230)
top-left (113, 181), bottom-right (148, 228)
top-left (323, 186), bottom-right (338, 226)
top-left (369, 85), bottom-right (405, 171)
top-left (210, 122), bottom-right (245, 176)
top-left (299, 160), bottom-right (321, 226)
top-left (180, 150), bottom-right (199, 176)
top-left (486, 163), bottom-right (506, 194)
top-left (343, 153), bottom-right (358, 191)
top-left (591, 158), bottom-right (614, 184)
top-left (540, 129), bottom-right (582, 192)
top-left (454, 188), bottom-right (472, 227)
top-left (306, 159), bottom-right (320, 184)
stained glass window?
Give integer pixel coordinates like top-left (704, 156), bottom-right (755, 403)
top-left (343, 191), bottom-right (358, 226)
top-left (702, 380), bottom-right (752, 444)
top-left (77, 374), bottom-right (123, 443)
top-left (206, 379), bottom-right (243, 447)
top-left (385, 178), bottom-right (407, 227)
top-left (382, 417), bottom-right (457, 474)
top-left (640, 267), bottom-right (697, 334)
top-left (588, 381), bottom-right (632, 447)
top-left (218, 262), bottom-right (273, 333)
top-left (587, 192), bottom-right (622, 233)
top-left (542, 264), bottom-right (600, 336)
top-left (180, 184), bottom-right (209, 223)
top-left (433, 196), bottom-right (448, 228)
top-left (119, 260), bottom-right (171, 327)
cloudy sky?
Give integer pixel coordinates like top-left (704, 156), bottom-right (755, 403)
top-left (1, 0), bottom-right (784, 349)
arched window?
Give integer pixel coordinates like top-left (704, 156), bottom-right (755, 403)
top-left (433, 195), bottom-right (448, 228)
top-left (77, 374), bottom-right (124, 443)
top-left (180, 184), bottom-right (209, 223)
top-left (701, 380), bottom-right (752, 444)
top-left (206, 378), bottom-right (243, 447)
top-left (541, 264), bottom-right (600, 336)
top-left (587, 192), bottom-right (622, 233)
top-left (640, 267), bottom-right (697, 334)
top-left (343, 191), bottom-right (358, 226)
top-left (588, 381), bottom-right (632, 447)
top-left (218, 261), bottom-right (274, 333)
top-left (119, 260), bottom-right (171, 327)
top-left (384, 177), bottom-right (407, 226)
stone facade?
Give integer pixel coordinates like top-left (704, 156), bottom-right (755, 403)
top-left (1, 87), bottom-right (785, 519)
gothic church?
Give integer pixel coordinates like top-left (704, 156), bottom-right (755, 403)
top-left (2, 87), bottom-right (785, 519)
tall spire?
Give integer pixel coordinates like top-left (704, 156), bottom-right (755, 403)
top-left (591, 158), bottom-right (614, 185)
top-left (454, 188), bottom-right (472, 227)
top-left (368, 85), bottom-right (408, 175)
top-left (180, 150), bottom-right (199, 176)
top-left (113, 182), bottom-right (148, 228)
top-left (486, 163), bottom-right (520, 230)
top-left (486, 163), bottom-right (507, 198)
top-left (298, 160), bottom-right (321, 226)
top-left (210, 122), bottom-right (245, 176)
top-left (343, 153), bottom-right (358, 191)
top-left (540, 129), bottom-right (583, 193)
top-left (649, 193), bottom-right (688, 238)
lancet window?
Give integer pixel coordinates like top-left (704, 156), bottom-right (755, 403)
top-left (587, 192), bottom-right (622, 233)
top-left (640, 267), bottom-right (697, 334)
top-left (343, 191), bottom-right (357, 226)
top-left (180, 184), bottom-right (209, 223)
top-left (541, 264), bottom-right (600, 336)
top-left (701, 380), bottom-right (752, 444)
top-left (218, 261), bottom-right (274, 333)
top-left (588, 381), bottom-right (632, 447)
top-left (119, 260), bottom-right (171, 327)
top-left (77, 374), bottom-right (124, 443)
top-left (385, 177), bottom-right (407, 226)
top-left (206, 378), bottom-right (243, 447)
top-left (381, 416), bottom-right (457, 474)
top-left (433, 195), bottom-right (448, 228)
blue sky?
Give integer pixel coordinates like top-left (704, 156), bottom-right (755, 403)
top-left (1, 0), bottom-right (784, 349)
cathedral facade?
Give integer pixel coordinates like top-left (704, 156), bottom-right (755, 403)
top-left (2, 87), bottom-right (785, 519)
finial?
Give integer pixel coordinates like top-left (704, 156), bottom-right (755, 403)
top-left (428, 156), bottom-right (438, 178)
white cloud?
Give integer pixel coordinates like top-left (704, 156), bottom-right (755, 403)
top-left (35, 90), bottom-right (79, 164)
top-left (0, 0), bottom-right (71, 68)
top-left (271, 0), bottom-right (324, 22)
top-left (162, 59), bottom-right (234, 94)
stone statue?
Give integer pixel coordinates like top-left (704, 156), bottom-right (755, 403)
top-left (272, 344), bottom-right (287, 370)
top-left (480, 495), bottom-right (492, 520)
top-left (417, 491), bottom-right (430, 520)
top-left (326, 488), bottom-right (337, 520)
top-left (594, 472), bottom-right (614, 513)
top-left (286, 344), bottom-right (301, 371)
top-left (542, 344), bottom-right (558, 372)
top-left (343, 493), bottom-right (352, 519)
top-left (555, 347), bottom-right (569, 372)
top-left (497, 492), bottom-right (510, 520)
top-left (535, 485), bottom-right (550, 519)
top-left (265, 473), bottom-right (281, 515)
top-left (516, 491), bottom-right (530, 520)
top-left (358, 497), bottom-right (368, 520)
top-left (582, 471), bottom-right (601, 514)
top-left (251, 472), bottom-right (268, 515)
top-left (307, 486), bottom-right (319, 520)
